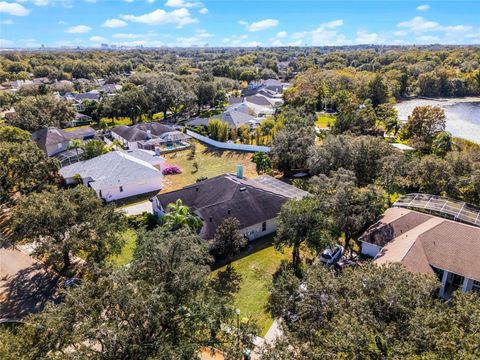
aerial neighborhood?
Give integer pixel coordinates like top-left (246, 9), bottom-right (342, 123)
top-left (1, 4), bottom-right (480, 357)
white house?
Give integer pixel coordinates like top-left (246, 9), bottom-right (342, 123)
top-left (152, 173), bottom-right (308, 241)
top-left (359, 207), bottom-right (480, 298)
top-left (60, 150), bottom-right (164, 202)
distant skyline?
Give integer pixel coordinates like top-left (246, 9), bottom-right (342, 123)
top-left (0, 0), bottom-right (479, 48)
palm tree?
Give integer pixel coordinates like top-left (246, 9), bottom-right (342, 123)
top-left (68, 138), bottom-right (83, 160)
top-left (432, 131), bottom-right (453, 156)
top-left (162, 199), bottom-right (203, 231)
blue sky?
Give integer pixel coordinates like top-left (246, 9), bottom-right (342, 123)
top-left (0, 0), bottom-right (479, 48)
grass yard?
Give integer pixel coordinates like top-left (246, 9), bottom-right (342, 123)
top-left (213, 235), bottom-right (291, 336)
top-left (161, 140), bottom-right (258, 192)
top-left (110, 228), bottom-right (138, 267)
top-left (316, 114), bottom-right (336, 129)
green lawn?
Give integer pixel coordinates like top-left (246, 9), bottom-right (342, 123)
top-left (316, 114), bottom-right (336, 129)
top-left (110, 228), bottom-right (138, 267)
top-left (213, 235), bottom-right (291, 336)
top-left (162, 140), bottom-right (258, 192)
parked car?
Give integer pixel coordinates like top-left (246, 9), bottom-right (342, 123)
top-left (64, 277), bottom-right (82, 288)
top-left (320, 244), bottom-right (344, 267)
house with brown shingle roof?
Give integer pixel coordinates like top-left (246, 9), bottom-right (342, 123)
top-left (359, 207), bottom-right (480, 298)
top-left (152, 173), bottom-right (308, 241)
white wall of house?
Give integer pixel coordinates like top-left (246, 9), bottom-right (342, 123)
top-left (92, 177), bottom-right (163, 202)
top-left (46, 141), bottom-right (70, 157)
top-left (240, 218), bottom-right (277, 241)
top-left (438, 268), bottom-right (479, 298)
top-left (360, 242), bottom-right (383, 258)
top-left (111, 132), bottom-right (138, 150)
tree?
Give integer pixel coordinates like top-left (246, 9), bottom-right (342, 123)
top-left (68, 138), bottom-right (83, 158)
top-left (333, 99), bottom-right (378, 135)
top-left (208, 118), bottom-right (229, 142)
top-left (270, 108), bottom-right (316, 173)
top-left (275, 197), bottom-right (335, 271)
top-left (83, 139), bottom-right (109, 159)
top-left (212, 217), bottom-right (247, 262)
top-left (0, 125), bottom-right (30, 143)
top-left (432, 131), bottom-right (453, 156)
top-left (162, 199), bottom-right (203, 232)
top-left (367, 73), bottom-right (389, 107)
top-left (194, 79), bottom-right (216, 114)
top-left (0, 141), bottom-right (58, 203)
top-left (310, 169), bottom-right (387, 252)
top-left (264, 263), bottom-right (480, 360)
top-left (9, 186), bottom-right (127, 273)
top-left (252, 151), bottom-right (272, 174)
top-left (146, 75), bottom-right (192, 120)
top-left (400, 105), bottom-right (446, 152)
top-left (375, 103), bottom-right (401, 135)
top-left (110, 84), bottom-right (149, 125)
top-left (11, 94), bottom-right (75, 131)
top-left (265, 263), bottom-right (480, 359)
top-left (0, 228), bottom-right (257, 359)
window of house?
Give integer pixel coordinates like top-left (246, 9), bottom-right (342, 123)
top-left (262, 221), bottom-right (267, 232)
top-left (473, 280), bottom-right (480, 293)
top-left (119, 186), bottom-right (123, 192)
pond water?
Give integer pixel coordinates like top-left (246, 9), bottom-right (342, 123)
top-left (394, 98), bottom-right (480, 143)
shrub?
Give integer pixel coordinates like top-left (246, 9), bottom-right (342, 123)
top-left (127, 212), bottom-right (158, 231)
top-left (162, 164), bottom-right (182, 175)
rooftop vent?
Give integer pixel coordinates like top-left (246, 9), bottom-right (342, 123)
top-left (227, 209), bottom-right (231, 215)
top-left (209, 217), bottom-right (213, 223)
top-left (240, 187), bottom-right (247, 192)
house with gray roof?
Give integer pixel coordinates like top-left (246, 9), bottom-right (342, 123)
top-left (111, 122), bottom-right (188, 150)
top-left (60, 150), bottom-right (164, 202)
top-left (152, 173), bottom-right (308, 241)
top-left (32, 126), bottom-right (96, 157)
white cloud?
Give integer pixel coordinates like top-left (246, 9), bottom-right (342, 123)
top-left (65, 25), bottom-right (92, 33)
top-left (0, 19), bottom-right (13, 24)
top-left (289, 20), bottom-right (347, 46)
top-left (113, 33), bottom-right (140, 39)
top-left (415, 35), bottom-right (440, 43)
top-left (321, 19), bottom-right (343, 29)
top-left (198, 7), bottom-right (207, 14)
top-left (165, 0), bottom-right (202, 8)
top-left (0, 1), bottom-right (30, 16)
top-left (276, 31), bottom-right (287, 38)
top-left (397, 16), bottom-right (441, 33)
top-left (288, 40), bottom-right (302, 46)
top-left (355, 30), bottom-right (386, 44)
top-left (58, 20), bottom-right (67, 25)
top-left (222, 34), bottom-right (248, 46)
top-left (195, 28), bottom-right (213, 38)
top-left (121, 8), bottom-right (197, 27)
top-left (240, 18), bottom-right (279, 32)
top-left (90, 35), bottom-right (107, 42)
top-left (102, 18), bottom-right (128, 28)
top-left (311, 20), bottom-right (347, 45)
top-left (0, 38), bottom-right (15, 47)
top-left (416, 4), bottom-right (430, 11)
top-left (244, 41), bottom-right (262, 47)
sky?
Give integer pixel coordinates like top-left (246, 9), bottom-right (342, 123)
top-left (0, 0), bottom-right (479, 48)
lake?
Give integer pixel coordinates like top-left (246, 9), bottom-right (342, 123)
top-left (394, 98), bottom-right (480, 144)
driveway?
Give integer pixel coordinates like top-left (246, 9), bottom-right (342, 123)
top-left (120, 200), bottom-right (153, 216)
top-left (0, 247), bottom-right (60, 322)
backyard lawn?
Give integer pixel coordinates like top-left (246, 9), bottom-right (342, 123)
top-left (110, 228), bottom-right (138, 267)
top-left (213, 235), bottom-right (291, 336)
top-left (162, 140), bottom-right (258, 192)
top-left (316, 114), bottom-right (336, 129)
